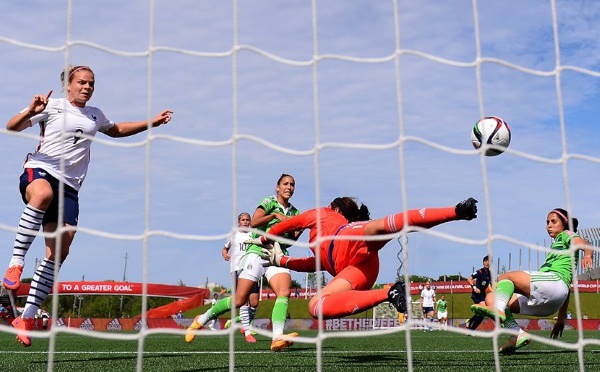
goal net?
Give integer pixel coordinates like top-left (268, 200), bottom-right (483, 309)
top-left (1, 1), bottom-right (599, 371)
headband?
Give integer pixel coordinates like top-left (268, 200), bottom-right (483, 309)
top-left (69, 66), bottom-right (92, 78)
top-left (551, 209), bottom-right (568, 223)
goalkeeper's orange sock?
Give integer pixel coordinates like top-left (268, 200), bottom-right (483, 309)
top-left (309, 289), bottom-right (388, 319)
top-left (383, 207), bottom-right (457, 233)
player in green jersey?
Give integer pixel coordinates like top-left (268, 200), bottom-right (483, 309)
top-left (186, 174), bottom-right (302, 352)
top-left (471, 208), bottom-right (593, 354)
top-left (436, 294), bottom-right (448, 330)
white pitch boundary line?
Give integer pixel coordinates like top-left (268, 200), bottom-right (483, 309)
top-left (0, 349), bottom-right (581, 355)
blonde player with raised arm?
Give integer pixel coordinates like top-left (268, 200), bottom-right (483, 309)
top-left (4, 65), bottom-right (172, 347)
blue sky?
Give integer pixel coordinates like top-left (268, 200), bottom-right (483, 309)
top-left (0, 1), bottom-right (599, 290)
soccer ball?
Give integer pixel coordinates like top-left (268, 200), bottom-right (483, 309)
top-left (471, 116), bottom-right (511, 156)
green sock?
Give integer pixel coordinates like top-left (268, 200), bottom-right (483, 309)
top-left (271, 296), bottom-right (289, 338)
top-left (495, 279), bottom-right (515, 311)
top-left (199, 297), bottom-right (231, 325)
top-left (503, 308), bottom-right (520, 330)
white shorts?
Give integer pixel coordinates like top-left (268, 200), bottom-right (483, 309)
top-left (238, 253), bottom-right (290, 282)
top-left (514, 271), bottom-right (569, 317)
top-left (437, 310), bottom-right (447, 320)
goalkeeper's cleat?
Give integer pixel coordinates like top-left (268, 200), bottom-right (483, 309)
top-left (184, 315), bottom-right (204, 343)
top-left (244, 334), bottom-right (257, 343)
top-left (3, 265), bottom-right (23, 290)
top-left (12, 315), bottom-right (35, 347)
top-left (224, 319), bottom-right (232, 329)
top-left (455, 198), bottom-right (478, 220)
top-left (499, 332), bottom-right (531, 355)
top-left (470, 304), bottom-right (506, 323)
top-left (387, 281), bottom-right (407, 313)
top-left (270, 332), bottom-right (298, 352)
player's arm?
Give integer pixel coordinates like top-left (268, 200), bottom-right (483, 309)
top-left (574, 236), bottom-right (593, 270)
top-left (250, 206), bottom-right (276, 228)
top-left (261, 242), bottom-right (317, 272)
top-left (467, 275), bottom-right (475, 287)
top-left (551, 293), bottom-right (570, 339)
top-left (221, 246), bottom-right (230, 261)
top-left (468, 273), bottom-right (480, 293)
top-left (222, 236), bottom-right (232, 261)
top-left (285, 257), bottom-right (317, 272)
top-left (252, 209), bottom-right (317, 245)
top-left (103, 109), bottom-right (173, 138)
top-left (7, 90), bottom-right (52, 132)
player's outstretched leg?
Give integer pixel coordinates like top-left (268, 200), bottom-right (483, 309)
top-left (387, 281), bottom-right (407, 313)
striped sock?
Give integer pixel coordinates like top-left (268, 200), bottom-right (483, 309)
top-left (240, 305), bottom-right (250, 332)
top-left (248, 306), bottom-right (257, 324)
top-left (22, 258), bottom-right (59, 318)
top-left (10, 205), bottom-right (45, 267)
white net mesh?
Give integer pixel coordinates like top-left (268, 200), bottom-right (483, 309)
top-left (1, 1), bottom-right (600, 371)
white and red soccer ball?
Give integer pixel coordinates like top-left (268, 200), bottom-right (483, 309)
top-left (471, 116), bottom-right (511, 156)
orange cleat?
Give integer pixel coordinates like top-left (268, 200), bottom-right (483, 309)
top-left (244, 334), bottom-right (257, 343)
top-left (3, 265), bottom-right (23, 290)
top-left (185, 315), bottom-right (204, 343)
top-left (12, 315), bottom-right (35, 347)
top-left (270, 332), bottom-right (298, 352)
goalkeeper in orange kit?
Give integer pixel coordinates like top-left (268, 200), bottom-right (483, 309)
top-left (249, 196), bottom-right (478, 320)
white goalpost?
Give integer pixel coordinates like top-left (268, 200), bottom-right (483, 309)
top-left (1, 1), bottom-right (599, 372)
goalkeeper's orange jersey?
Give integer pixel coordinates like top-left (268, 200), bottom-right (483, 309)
top-left (267, 207), bottom-right (376, 276)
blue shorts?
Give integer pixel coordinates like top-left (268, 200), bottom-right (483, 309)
top-left (422, 306), bottom-right (434, 315)
top-left (19, 168), bottom-right (79, 226)
top-left (471, 294), bottom-right (486, 304)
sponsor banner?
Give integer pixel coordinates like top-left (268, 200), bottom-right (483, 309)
top-left (49, 317), bottom-right (600, 331)
top-left (15, 282), bottom-right (208, 298)
top-left (259, 281), bottom-right (600, 299)
top-left (406, 280), bottom-right (600, 294)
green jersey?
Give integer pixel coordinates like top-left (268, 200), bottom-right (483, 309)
top-left (436, 299), bottom-right (447, 312)
top-left (539, 230), bottom-right (580, 286)
top-left (248, 195), bottom-right (299, 255)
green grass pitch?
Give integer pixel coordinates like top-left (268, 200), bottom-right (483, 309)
top-left (0, 329), bottom-right (598, 371)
